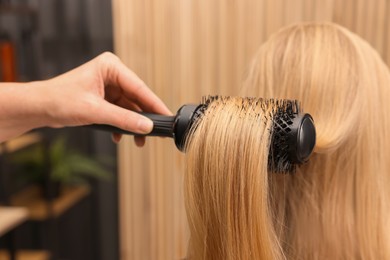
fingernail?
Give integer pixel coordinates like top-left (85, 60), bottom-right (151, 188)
top-left (138, 118), bottom-right (153, 133)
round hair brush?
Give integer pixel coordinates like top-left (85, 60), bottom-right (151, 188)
top-left (89, 96), bottom-right (316, 173)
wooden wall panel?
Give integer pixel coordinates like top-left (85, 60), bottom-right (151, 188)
top-left (387, 2), bottom-right (390, 65)
top-left (112, 1), bottom-right (390, 259)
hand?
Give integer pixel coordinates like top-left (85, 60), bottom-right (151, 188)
top-left (0, 52), bottom-right (172, 145)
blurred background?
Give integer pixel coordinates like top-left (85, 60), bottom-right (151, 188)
top-left (1, 0), bottom-right (390, 260)
top-left (0, 0), bottom-right (118, 260)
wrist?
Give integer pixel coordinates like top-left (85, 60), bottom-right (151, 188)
top-left (0, 81), bottom-right (51, 141)
top-left (26, 79), bottom-right (63, 129)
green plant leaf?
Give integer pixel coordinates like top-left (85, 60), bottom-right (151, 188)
top-left (11, 145), bottom-right (44, 166)
top-left (50, 136), bottom-right (67, 167)
top-left (66, 153), bottom-right (112, 180)
top-left (11, 135), bottom-right (113, 184)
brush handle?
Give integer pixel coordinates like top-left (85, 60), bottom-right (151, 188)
top-left (88, 113), bottom-right (176, 137)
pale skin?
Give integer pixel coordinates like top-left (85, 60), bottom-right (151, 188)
top-left (0, 52), bottom-right (172, 146)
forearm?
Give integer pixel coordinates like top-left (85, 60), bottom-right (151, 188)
top-left (0, 81), bottom-right (52, 142)
top-left (0, 53), bottom-right (171, 143)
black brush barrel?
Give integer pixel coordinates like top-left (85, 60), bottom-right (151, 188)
top-left (173, 104), bottom-right (204, 151)
top-left (289, 114), bottom-right (316, 163)
top-left (269, 112), bottom-right (316, 173)
top-left (88, 113), bottom-right (175, 137)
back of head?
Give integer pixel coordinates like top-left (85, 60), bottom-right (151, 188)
top-left (242, 22), bottom-right (390, 259)
top-left (185, 22), bottom-right (390, 259)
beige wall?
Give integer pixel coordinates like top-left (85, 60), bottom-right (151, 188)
top-left (112, 0), bottom-right (390, 259)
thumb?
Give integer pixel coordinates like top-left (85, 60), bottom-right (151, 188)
top-left (94, 101), bottom-right (153, 134)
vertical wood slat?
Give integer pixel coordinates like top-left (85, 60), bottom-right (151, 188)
top-left (386, 1), bottom-right (390, 65)
top-left (243, 0), bottom-right (261, 62)
top-left (374, 0), bottom-right (387, 58)
top-left (113, 1), bottom-right (390, 259)
top-left (265, 0), bottom-right (285, 39)
top-left (143, 1), bottom-right (156, 258)
top-left (284, 0), bottom-right (304, 25)
top-left (302, 0), bottom-right (316, 21)
top-left (314, 0), bottom-right (334, 21)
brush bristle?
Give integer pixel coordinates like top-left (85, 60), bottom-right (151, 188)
top-left (199, 95), bottom-right (301, 173)
top-left (269, 99), bottom-right (301, 173)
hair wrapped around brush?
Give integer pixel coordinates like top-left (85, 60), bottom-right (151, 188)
top-left (185, 96), bottom-right (292, 259)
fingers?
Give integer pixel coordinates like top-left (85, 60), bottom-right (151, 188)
top-left (112, 133), bottom-right (122, 143)
top-left (98, 52), bottom-right (172, 115)
top-left (95, 52), bottom-right (171, 147)
top-left (111, 133), bottom-right (146, 148)
top-left (134, 136), bottom-right (146, 147)
top-left (95, 100), bottom-right (153, 134)
top-left (115, 96), bottom-right (142, 112)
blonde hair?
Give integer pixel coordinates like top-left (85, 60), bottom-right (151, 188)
top-left (185, 22), bottom-right (390, 259)
top-left (185, 97), bottom-right (284, 259)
